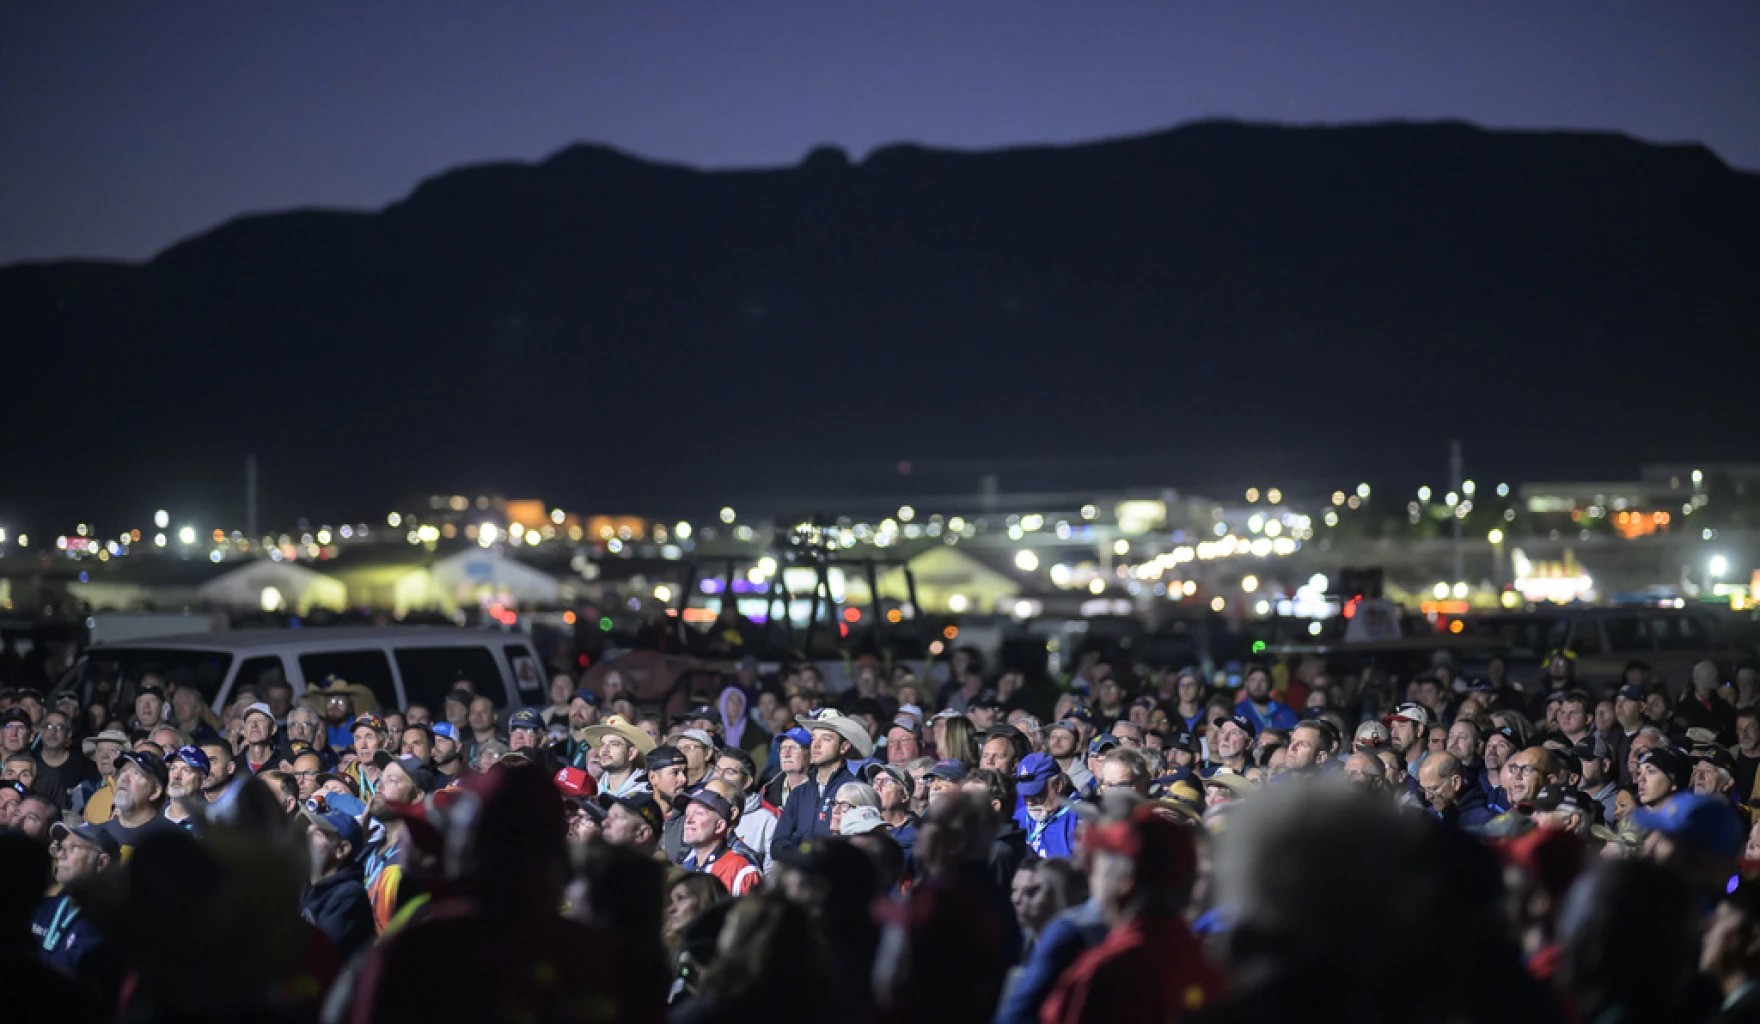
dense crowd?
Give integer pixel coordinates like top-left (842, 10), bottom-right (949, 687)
top-left (6, 645), bottom-right (1760, 1023)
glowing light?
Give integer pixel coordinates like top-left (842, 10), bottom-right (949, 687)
top-left (387, 512), bottom-right (402, 527)
top-left (1182, 580), bottom-right (1197, 596)
top-left (1210, 596), bottom-right (1226, 612)
top-left (943, 625), bottom-right (960, 640)
top-left (177, 526), bottom-right (196, 545)
top-left (1308, 621), bottom-right (1323, 636)
top-left (208, 549), bottom-right (223, 563)
top-left (1357, 483), bottom-right (1371, 499)
top-left (1112, 539), bottom-right (1130, 556)
top-left (1088, 578), bottom-right (1106, 595)
top-left (599, 616), bottom-right (614, 632)
top-left (674, 521), bottom-right (693, 540)
top-left (1433, 582), bottom-right (1450, 599)
top-left (316, 529), bottom-right (332, 545)
top-left (1449, 620), bottom-right (1466, 634)
top-left (653, 585), bottom-right (674, 603)
top-left (1693, 469), bottom-right (1705, 486)
top-left (1014, 550), bottom-right (1040, 572)
top-left (1245, 488), bottom-right (1260, 504)
top-left (1263, 519), bottom-right (1282, 538)
top-left (896, 505), bottom-right (915, 523)
top-left (1241, 574), bottom-right (1259, 593)
top-left (1462, 480), bottom-right (1476, 497)
top-left (1253, 600), bottom-right (1271, 616)
top-left (1267, 488), bottom-right (1283, 505)
top-left (843, 607), bottom-right (862, 623)
top-left (719, 507), bottom-right (736, 524)
top-left (1323, 509), bottom-right (1339, 527)
top-left (1487, 528), bottom-right (1504, 545)
top-left (478, 523), bottom-right (500, 547)
top-left (948, 594), bottom-right (969, 613)
top-left (1444, 491), bottom-right (1459, 507)
top-left (1417, 486), bottom-right (1432, 502)
top-left (153, 532), bottom-right (167, 547)
top-left (1710, 554), bottom-right (1730, 578)
top-left (886, 608), bottom-right (903, 624)
top-left (1451, 582), bottom-right (1469, 599)
top-left (1079, 505), bottom-right (1098, 521)
top-left (417, 524), bottom-right (441, 543)
top-left (1332, 491), bottom-right (1346, 506)
top-left (948, 516), bottom-right (967, 532)
top-left (509, 522), bottom-right (525, 541)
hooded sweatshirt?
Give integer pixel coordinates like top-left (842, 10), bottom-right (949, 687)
top-left (734, 790), bottom-right (779, 871)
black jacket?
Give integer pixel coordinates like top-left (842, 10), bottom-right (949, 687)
top-left (303, 864), bottom-right (374, 958)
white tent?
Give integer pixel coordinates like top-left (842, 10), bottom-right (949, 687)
top-left (430, 549), bottom-right (577, 609)
top-left (195, 559), bottom-right (348, 614)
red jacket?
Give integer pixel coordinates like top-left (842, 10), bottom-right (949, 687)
top-left (1041, 911), bottom-right (1225, 1024)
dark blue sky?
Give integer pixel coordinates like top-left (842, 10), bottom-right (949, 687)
top-left (3, 2), bottom-right (1756, 265)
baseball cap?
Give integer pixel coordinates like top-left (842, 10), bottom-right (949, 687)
top-left (885, 715), bottom-right (920, 737)
top-left (116, 750), bottom-right (169, 789)
top-left (1046, 719), bottom-right (1080, 740)
top-left (1219, 714), bottom-right (1258, 739)
top-left (1167, 730), bottom-right (1199, 755)
top-left (1353, 721), bottom-right (1391, 749)
top-left (1615, 683), bottom-right (1647, 702)
top-left (167, 745), bottom-right (211, 775)
top-left (1630, 792), bottom-right (1745, 859)
top-left (388, 755), bottom-right (435, 793)
top-left (1487, 725), bottom-right (1521, 749)
top-left (1088, 735), bottom-right (1120, 757)
top-left (241, 701), bottom-right (276, 723)
top-left (1497, 827), bottom-right (1584, 899)
top-left (553, 766), bottom-right (598, 799)
top-left (570, 688), bottom-right (601, 707)
top-left (0, 708), bottom-right (29, 728)
top-left (838, 805), bottom-right (887, 835)
top-left (351, 712), bottom-right (387, 734)
top-left (1639, 746), bottom-right (1693, 790)
top-left (676, 728), bottom-right (716, 750)
top-left (684, 704), bottom-right (718, 723)
top-left (1522, 784), bottom-right (1592, 815)
top-left (1382, 702), bottom-right (1430, 728)
top-left (303, 803), bottom-right (366, 852)
top-left (862, 762), bottom-right (916, 799)
top-left (1573, 735), bottom-right (1610, 762)
top-left (609, 793), bottom-right (665, 835)
top-left (49, 821), bottom-right (122, 861)
top-left (675, 784), bottom-right (736, 823)
top-left (1013, 752), bottom-right (1060, 798)
top-left (645, 745), bottom-right (688, 772)
top-left (971, 693), bottom-right (1005, 712)
top-left (430, 722), bottom-right (459, 743)
top-left (781, 726), bottom-right (812, 748)
top-left (508, 707), bottom-right (546, 732)
top-left (136, 683), bottom-right (166, 700)
top-left (924, 759), bottom-right (968, 783)
top-left (1693, 745), bottom-right (1738, 776)
top-left (1465, 678), bottom-right (1495, 693)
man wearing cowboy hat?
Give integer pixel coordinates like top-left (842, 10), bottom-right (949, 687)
top-left (75, 728), bottom-right (129, 825)
top-left (301, 676), bottom-right (378, 752)
top-left (581, 714), bottom-right (656, 799)
top-left (772, 710), bottom-right (871, 861)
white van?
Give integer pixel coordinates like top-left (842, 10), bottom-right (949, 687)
top-left (54, 626), bottom-right (547, 713)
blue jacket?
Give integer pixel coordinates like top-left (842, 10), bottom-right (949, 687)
top-left (1442, 781), bottom-right (1497, 830)
top-left (772, 765), bottom-right (856, 861)
top-left (1025, 806), bottom-right (1078, 860)
top-left (993, 899), bottom-right (1108, 1024)
top-left (1238, 700), bottom-right (1299, 733)
top-left (302, 864), bottom-right (374, 958)
top-left (31, 895), bottom-right (107, 978)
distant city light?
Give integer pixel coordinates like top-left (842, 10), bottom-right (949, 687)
top-left (1088, 578), bottom-right (1105, 595)
top-left (719, 507), bottom-right (736, 524)
top-left (1417, 486), bottom-right (1432, 502)
top-left (1487, 529), bottom-right (1504, 545)
top-left (154, 510), bottom-right (169, 529)
top-left (1452, 582), bottom-right (1469, 599)
top-left (948, 593), bottom-right (969, 613)
top-left (1210, 596), bottom-right (1226, 613)
top-left (1710, 554), bottom-right (1730, 578)
top-left (1014, 550), bottom-right (1040, 572)
top-left (1244, 488), bottom-right (1260, 504)
top-left (177, 526), bottom-right (196, 545)
top-left (550, 508), bottom-right (565, 525)
top-left (1331, 491), bottom-right (1346, 506)
top-left (675, 521), bottom-right (693, 540)
top-left (897, 505), bottom-right (915, 522)
top-left (1433, 582), bottom-right (1450, 599)
top-left (1462, 480), bottom-right (1476, 497)
top-left (1079, 504), bottom-right (1098, 521)
top-left (1266, 488), bottom-right (1283, 505)
top-left (1356, 483), bottom-right (1371, 499)
top-left (653, 585), bottom-right (673, 603)
top-left (387, 512), bottom-right (402, 527)
top-left (1241, 574), bottom-right (1259, 593)
top-left (1112, 539), bottom-right (1130, 556)
top-left (153, 533), bottom-right (166, 547)
top-left (1496, 482), bottom-right (1510, 497)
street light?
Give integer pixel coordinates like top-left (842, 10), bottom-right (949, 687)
top-left (177, 526), bottom-right (196, 546)
top-left (1710, 554), bottom-right (1730, 579)
top-left (1487, 529), bottom-right (1504, 545)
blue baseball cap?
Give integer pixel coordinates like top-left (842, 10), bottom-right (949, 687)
top-left (1616, 684), bottom-right (1647, 702)
top-left (167, 745), bottom-right (211, 775)
top-left (571, 688), bottom-right (601, 707)
top-left (925, 759), bottom-right (968, 783)
top-left (304, 805), bottom-right (365, 852)
top-left (508, 707), bottom-right (546, 732)
top-left (782, 726), bottom-right (812, 748)
top-left (430, 722), bottom-right (459, 742)
top-left (1014, 752), bottom-right (1059, 798)
top-left (1630, 792), bottom-right (1744, 859)
top-left (1089, 734), bottom-right (1119, 757)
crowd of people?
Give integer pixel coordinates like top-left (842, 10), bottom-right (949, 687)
top-left (6, 644), bottom-right (1760, 1023)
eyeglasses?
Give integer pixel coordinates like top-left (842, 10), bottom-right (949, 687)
top-left (42, 723), bottom-right (68, 733)
top-left (1506, 763), bottom-right (1539, 778)
top-left (832, 800), bottom-right (856, 812)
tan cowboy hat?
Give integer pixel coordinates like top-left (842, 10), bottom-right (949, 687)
top-left (299, 677), bottom-right (378, 718)
top-left (807, 710), bottom-right (874, 760)
top-left (81, 729), bottom-right (130, 758)
top-left (1203, 769), bottom-right (1256, 801)
top-left (581, 714), bottom-right (656, 756)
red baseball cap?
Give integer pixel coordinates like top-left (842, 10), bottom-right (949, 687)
top-left (553, 765), bottom-right (598, 800)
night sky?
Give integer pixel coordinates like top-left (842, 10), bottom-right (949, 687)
top-left (4, 3), bottom-right (1758, 266)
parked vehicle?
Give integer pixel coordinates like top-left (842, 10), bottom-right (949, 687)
top-left (1526, 607), bottom-right (1745, 688)
top-left (52, 626), bottom-right (546, 713)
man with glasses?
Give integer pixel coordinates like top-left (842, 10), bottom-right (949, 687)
top-left (30, 709), bottom-right (91, 811)
top-left (289, 750), bottom-right (325, 801)
top-left (1501, 747), bottom-right (1558, 812)
top-left (284, 706), bottom-right (323, 759)
top-left (1417, 752), bottom-right (1493, 829)
top-left (33, 822), bottom-right (120, 980)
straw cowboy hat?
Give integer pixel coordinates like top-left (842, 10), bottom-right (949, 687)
top-left (299, 676), bottom-right (378, 718)
top-left (807, 710), bottom-right (874, 760)
top-left (581, 714), bottom-right (657, 757)
top-left (81, 729), bottom-right (130, 758)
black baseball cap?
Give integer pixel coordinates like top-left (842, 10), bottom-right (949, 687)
top-left (1523, 784), bottom-right (1592, 815)
top-left (645, 745), bottom-right (687, 772)
top-left (608, 793), bottom-right (663, 834)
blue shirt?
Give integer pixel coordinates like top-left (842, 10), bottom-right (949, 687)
top-left (1238, 700), bottom-right (1299, 733)
top-left (1025, 805), bottom-right (1077, 860)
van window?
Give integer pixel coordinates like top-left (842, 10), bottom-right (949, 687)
top-left (299, 651), bottom-right (397, 711)
top-left (79, 648), bottom-right (234, 709)
top-left (232, 656), bottom-right (287, 700)
top-left (505, 645), bottom-right (544, 694)
top-left (1568, 621), bottom-right (1605, 657)
top-left (1650, 614), bottom-right (1706, 652)
top-left (394, 647), bottom-right (504, 710)
top-left (1602, 616), bottom-right (1653, 654)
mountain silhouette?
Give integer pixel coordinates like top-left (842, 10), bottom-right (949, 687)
top-left (3, 119), bottom-right (1757, 531)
